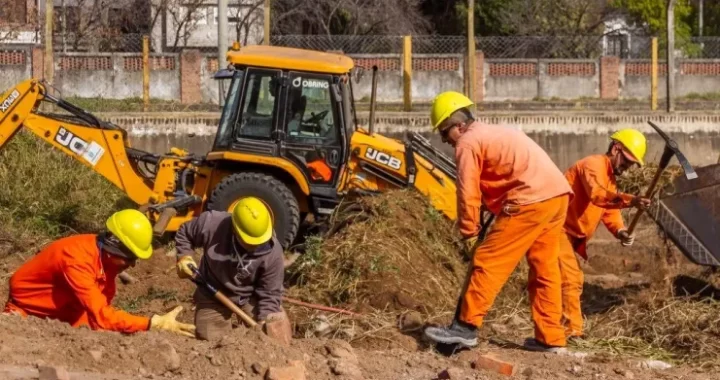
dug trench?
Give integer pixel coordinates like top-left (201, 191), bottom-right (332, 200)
top-left (0, 133), bottom-right (719, 379)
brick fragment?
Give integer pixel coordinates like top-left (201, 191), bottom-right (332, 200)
top-left (472, 353), bottom-right (516, 376)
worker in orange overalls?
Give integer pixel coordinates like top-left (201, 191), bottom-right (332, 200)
top-left (423, 91), bottom-right (574, 353)
top-left (560, 129), bottom-right (651, 339)
top-left (3, 209), bottom-right (195, 337)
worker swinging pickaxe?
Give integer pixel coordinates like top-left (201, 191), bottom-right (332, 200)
top-left (624, 121), bottom-right (698, 237)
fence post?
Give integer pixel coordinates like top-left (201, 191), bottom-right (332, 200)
top-left (264, 0), bottom-right (271, 45)
top-left (44, 0), bottom-right (54, 88)
top-left (467, 0), bottom-right (476, 110)
top-left (666, 0), bottom-right (677, 112)
top-left (651, 37), bottom-right (658, 111)
top-left (403, 35), bottom-right (412, 112)
top-left (143, 36), bottom-right (150, 112)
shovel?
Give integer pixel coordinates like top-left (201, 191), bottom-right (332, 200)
top-left (186, 263), bottom-right (258, 328)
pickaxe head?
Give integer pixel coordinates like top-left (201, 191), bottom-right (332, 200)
top-left (648, 121), bottom-right (698, 180)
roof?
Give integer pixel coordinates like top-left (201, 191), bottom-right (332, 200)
top-left (225, 45), bottom-right (354, 74)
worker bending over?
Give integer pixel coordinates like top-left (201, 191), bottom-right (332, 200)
top-left (175, 197), bottom-right (288, 341)
top-left (560, 129), bottom-right (651, 339)
top-left (423, 91), bottom-right (573, 353)
top-left (4, 209), bottom-right (195, 337)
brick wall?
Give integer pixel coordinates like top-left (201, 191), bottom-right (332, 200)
top-left (8, 46), bottom-right (720, 104)
top-left (600, 56), bottom-right (619, 99)
top-left (180, 50), bottom-right (202, 104)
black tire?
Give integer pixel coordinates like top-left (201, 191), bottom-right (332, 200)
top-left (206, 172), bottom-right (301, 249)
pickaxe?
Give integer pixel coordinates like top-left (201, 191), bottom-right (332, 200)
top-left (186, 263), bottom-right (258, 328)
top-left (626, 121), bottom-right (698, 235)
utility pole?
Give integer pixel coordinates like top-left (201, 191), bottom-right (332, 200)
top-left (667, 0), bottom-right (676, 113)
top-left (467, 0), bottom-right (476, 110)
top-left (699, 0), bottom-right (704, 37)
top-left (218, 0), bottom-right (228, 106)
top-left (264, 0), bottom-right (270, 45)
top-left (44, 0), bottom-right (54, 89)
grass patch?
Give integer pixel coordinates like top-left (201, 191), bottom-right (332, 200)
top-left (0, 131), bottom-right (129, 251)
top-left (63, 97), bottom-right (220, 113)
top-left (115, 286), bottom-right (179, 313)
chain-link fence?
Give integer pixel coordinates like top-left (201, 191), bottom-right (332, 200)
top-left (52, 32), bottom-right (146, 53)
top-left (272, 34), bottom-right (720, 59)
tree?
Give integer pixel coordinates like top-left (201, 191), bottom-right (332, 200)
top-left (230, 0), bottom-right (264, 45)
top-left (271, 0), bottom-right (430, 35)
top-left (455, 0), bottom-right (613, 36)
top-left (611, 0), bottom-right (695, 54)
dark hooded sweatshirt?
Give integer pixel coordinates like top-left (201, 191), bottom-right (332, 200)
top-left (175, 210), bottom-right (284, 320)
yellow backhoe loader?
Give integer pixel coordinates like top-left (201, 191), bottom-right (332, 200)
top-left (0, 44), bottom-right (460, 248)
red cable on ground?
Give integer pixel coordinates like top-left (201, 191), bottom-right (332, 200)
top-left (282, 296), bottom-right (363, 317)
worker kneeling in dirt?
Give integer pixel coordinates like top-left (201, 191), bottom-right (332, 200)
top-left (560, 128), bottom-right (651, 340)
top-left (175, 197), bottom-right (289, 341)
top-left (423, 91), bottom-right (574, 353)
top-left (3, 209), bottom-right (195, 337)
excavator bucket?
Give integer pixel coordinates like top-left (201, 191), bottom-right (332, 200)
top-left (650, 163), bottom-right (720, 266)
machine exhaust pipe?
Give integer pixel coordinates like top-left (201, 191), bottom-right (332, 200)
top-left (368, 65), bottom-right (378, 135)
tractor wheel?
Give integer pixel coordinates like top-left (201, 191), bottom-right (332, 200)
top-left (206, 172), bottom-right (301, 249)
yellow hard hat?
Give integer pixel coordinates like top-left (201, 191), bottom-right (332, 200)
top-left (231, 197), bottom-right (273, 246)
top-left (430, 91), bottom-right (474, 130)
top-left (105, 209), bottom-right (153, 260)
top-left (610, 128), bottom-right (647, 166)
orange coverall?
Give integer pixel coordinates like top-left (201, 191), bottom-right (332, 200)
top-left (560, 154), bottom-right (634, 336)
top-left (4, 234), bottom-right (150, 333)
top-left (456, 122), bottom-right (573, 347)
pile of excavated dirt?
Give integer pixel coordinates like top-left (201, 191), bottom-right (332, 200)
top-left (283, 190), bottom-right (467, 350)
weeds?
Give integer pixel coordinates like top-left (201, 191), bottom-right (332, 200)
top-left (116, 286), bottom-right (178, 312)
top-left (0, 132), bottom-right (127, 253)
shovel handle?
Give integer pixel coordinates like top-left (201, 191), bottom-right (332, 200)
top-left (187, 264), bottom-right (258, 328)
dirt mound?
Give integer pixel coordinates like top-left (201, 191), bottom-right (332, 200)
top-left (284, 190), bottom-right (467, 348)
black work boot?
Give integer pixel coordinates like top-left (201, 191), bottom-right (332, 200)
top-left (424, 319), bottom-right (478, 347)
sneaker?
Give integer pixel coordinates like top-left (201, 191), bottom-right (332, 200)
top-left (523, 338), bottom-right (589, 358)
top-left (424, 320), bottom-right (478, 347)
top-left (523, 338), bottom-right (569, 354)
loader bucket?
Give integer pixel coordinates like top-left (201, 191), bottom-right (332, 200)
top-left (650, 163), bottom-right (720, 267)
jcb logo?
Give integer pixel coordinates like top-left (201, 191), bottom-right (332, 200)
top-left (365, 148), bottom-right (402, 170)
top-left (54, 127), bottom-right (105, 167)
top-left (55, 127), bottom-right (89, 155)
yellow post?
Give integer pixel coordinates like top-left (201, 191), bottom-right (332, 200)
top-left (651, 37), bottom-right (658, 111)
top-left (467, 0), bottom-right (476, 110)
top-left (403, 35), bottom-right (412, 112)
top-left (143, 36), bottom-right (150, 112)
top-left (44, 0), bottom-right (54, 88)
top-left (264, 0), bottom-right (271, 45)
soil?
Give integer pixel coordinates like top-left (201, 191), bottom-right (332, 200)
top-left (0, 208), bottom-right (716, 379)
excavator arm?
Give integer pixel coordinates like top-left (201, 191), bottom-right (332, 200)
top-left (0, 79), bottom-right (202, 232)
top-left (340, 129), bottom-right (459, 221)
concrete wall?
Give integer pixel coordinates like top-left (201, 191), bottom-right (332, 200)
top-left (107, 111), bottom-right (720, 170)
top-left (8, 45), bottom-right (720, 105)
top-left (0, 48), bottom-right (32, 94)
top-left (51, 53), bottom-right (179, 100)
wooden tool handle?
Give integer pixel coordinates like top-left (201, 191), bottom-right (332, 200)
top-left (627, 163), bottom-right (665, 235)
top-left (214, 290), bottom-right (258, 328)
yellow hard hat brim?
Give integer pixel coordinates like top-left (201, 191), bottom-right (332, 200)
top-left (234, 219), bottom-right (273, 246)
top-left (620, 148), bottom-right (644, 167)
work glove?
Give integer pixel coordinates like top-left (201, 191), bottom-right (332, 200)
top-left (150, 306), bottom-right (196, 338)
top-left (617, 229), bottom-right (635, 247)
top-left (176, 255), bottom-right (197, 279)
top-left (462, 236), bottom-right (479, 260)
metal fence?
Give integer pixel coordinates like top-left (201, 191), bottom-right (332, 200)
top-left (6, 32), bottom-right (720, 58)
top-left (271, 34), bottom-right (720, 59)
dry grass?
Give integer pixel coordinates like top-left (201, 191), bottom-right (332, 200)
top-left (0, 131), bottom-right (128, 254)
